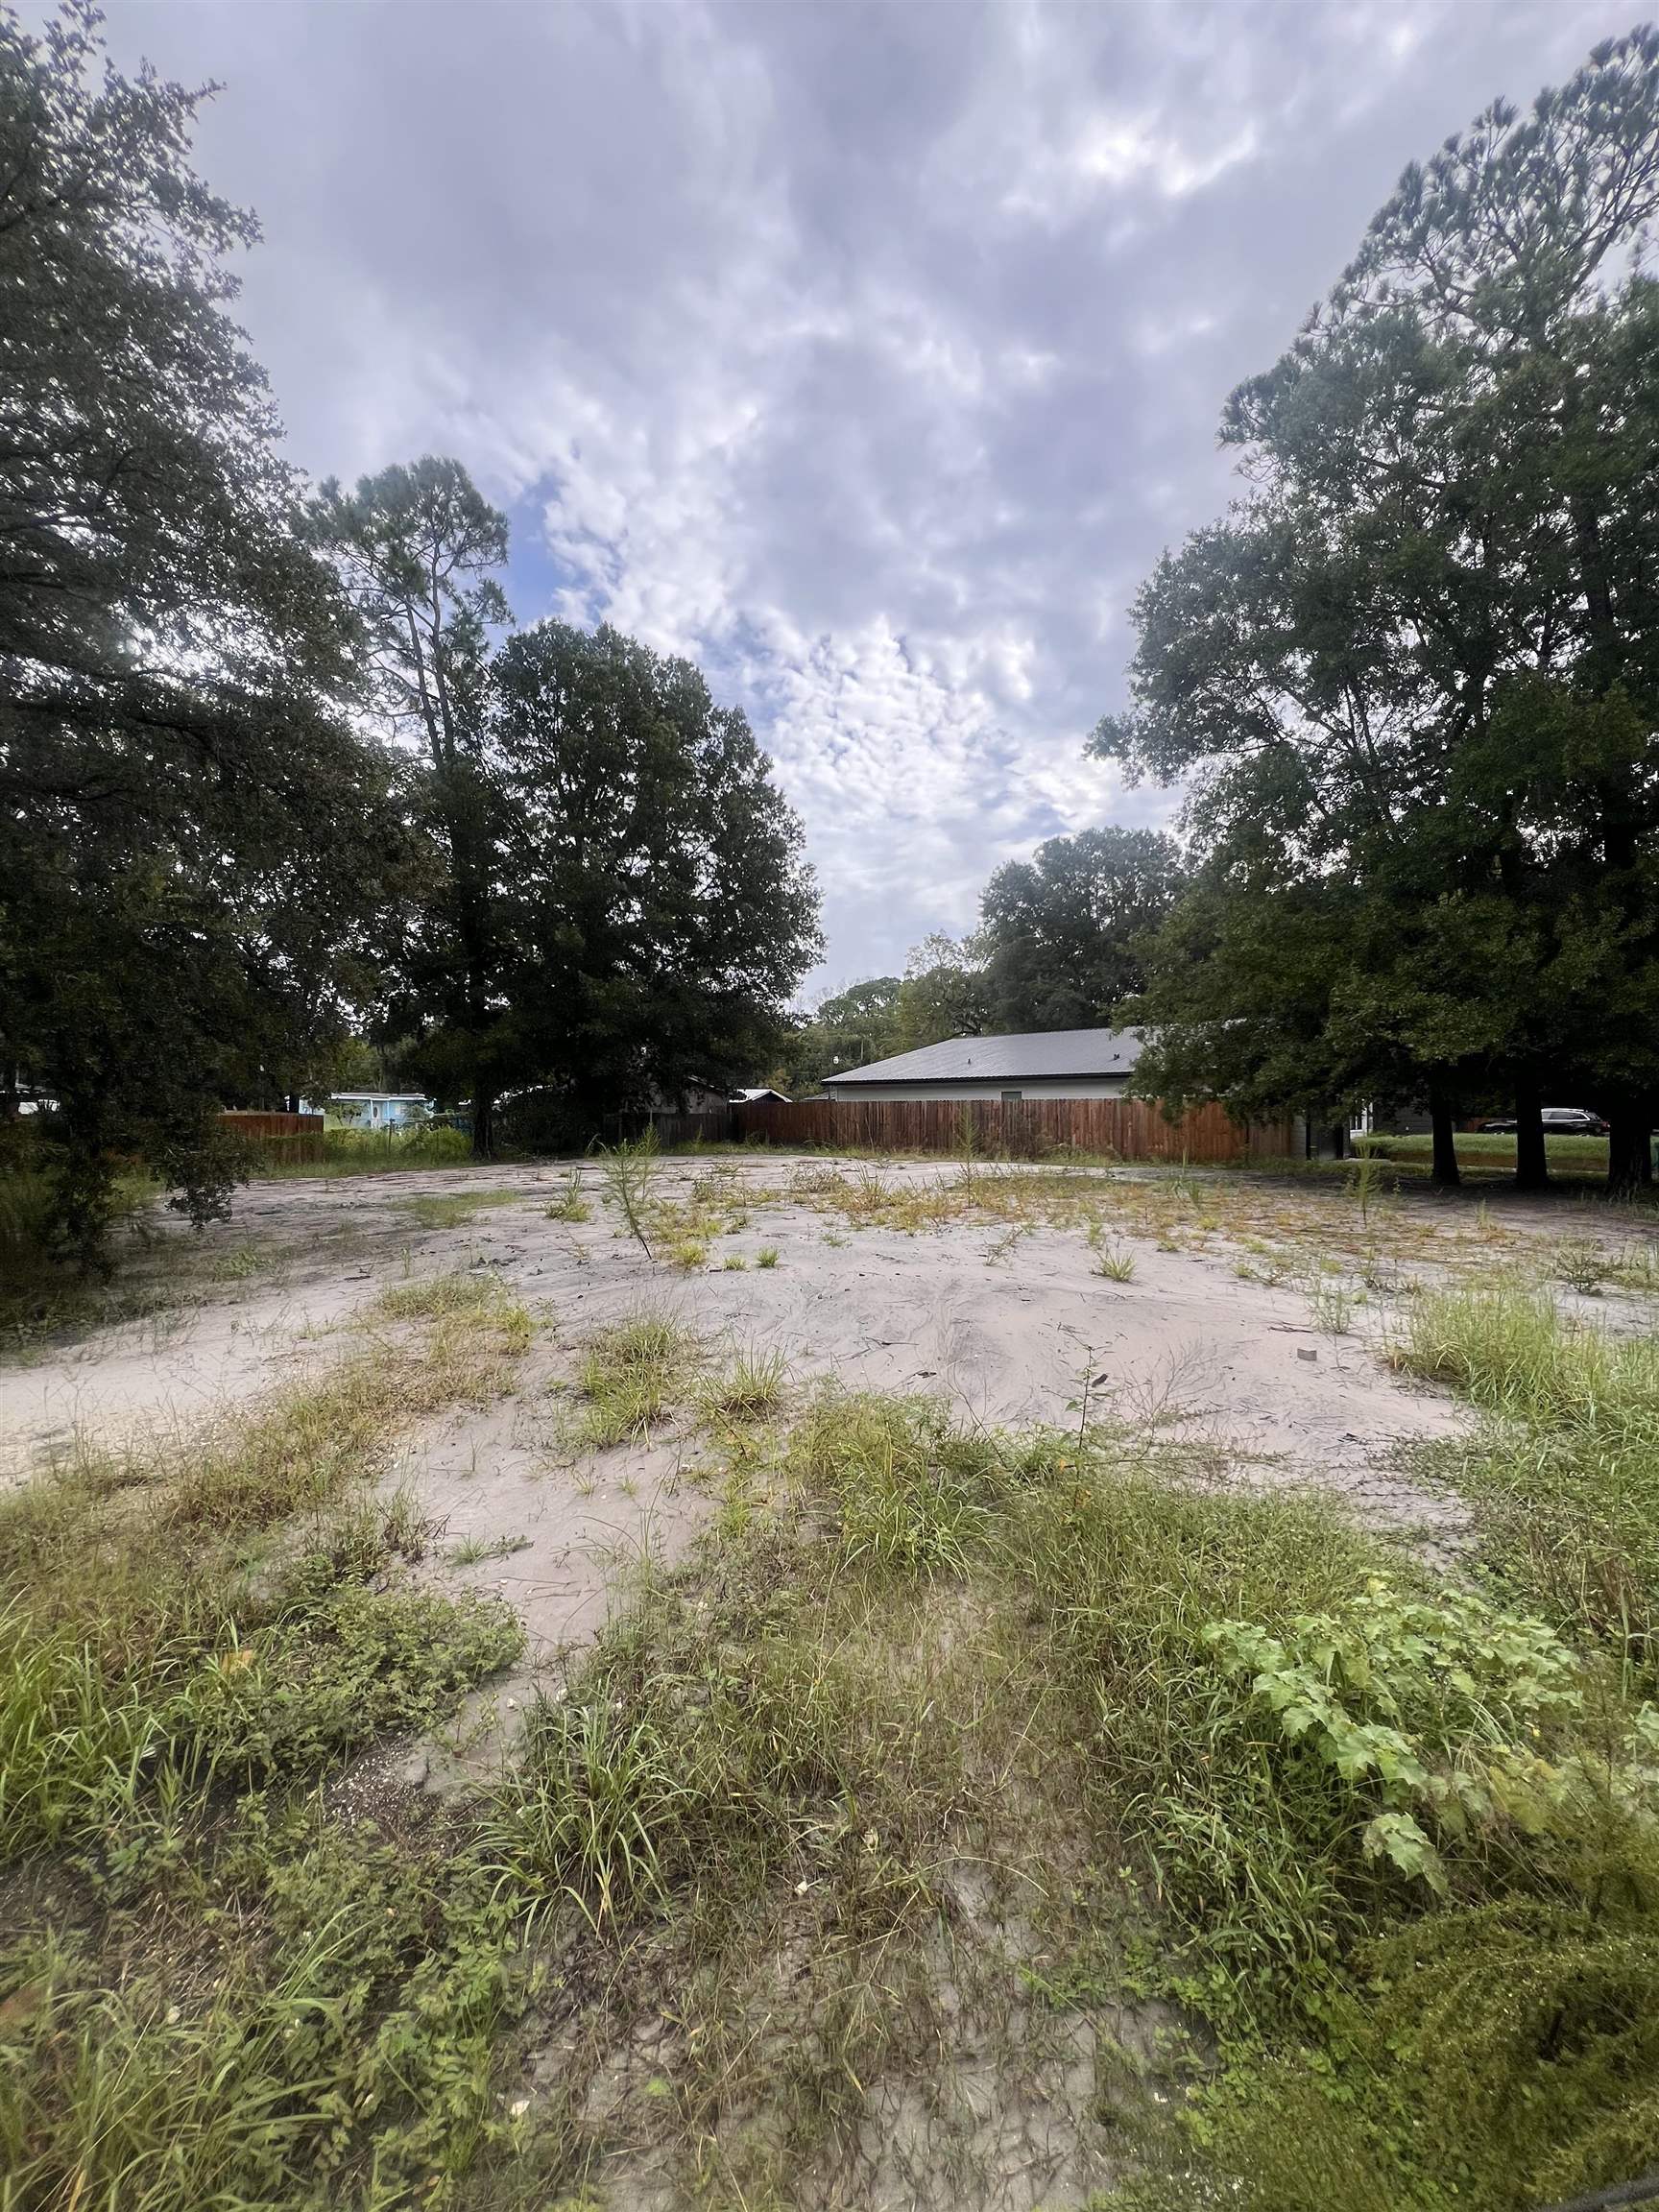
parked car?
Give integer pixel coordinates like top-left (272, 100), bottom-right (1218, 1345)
top-left (1479, 1107), bottom-right (1609, 1136)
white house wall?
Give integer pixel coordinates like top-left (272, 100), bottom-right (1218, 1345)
top-left (830, 1078), bottom-right (1132, 1102)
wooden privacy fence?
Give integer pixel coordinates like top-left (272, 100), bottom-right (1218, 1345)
top-left (613, 1109), bottom-right (735, 1150)
top-left (730, 1095), bottom-right (1297, 1165)
top-left (220, 1110), bottom-right (325, 1165)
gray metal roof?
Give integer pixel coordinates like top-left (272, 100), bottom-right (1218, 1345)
top-left (825, 1027), bottom-right (1142, 1087)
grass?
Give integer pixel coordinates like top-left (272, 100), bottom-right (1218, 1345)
top-left (448, 1531), bottom-right (532, 1566)
top-left (545, 1167), bottom-right (592, 1222)
top-left (789, 1390), bottom-right (993, 1575)
top-left (1393, 1282), bottom-right (1659, 1667)
top-left (0, 1799), bottom-right (558, 2211)
top-left (752, 1155), bottom-right (1541, 1294)
top-left (479, 1695), bottom-right (692, 1932)
top-left (399, 1186), bottom-right (524, 1230)
top-left (14, 1176), bottom-right (1659, 2210)
top-left (1358, 1130), bottom-right (1613, 1177)
top-left (254, 1122), bottom-right (476, 1176)
top-left (1094, 1235), bottom-right (1138, 1282)
top-left (434, 1386), bottom-right (1659, 2208)
top-left (700, 1345), bottom-right (789, 1423)
top-left (1308, 1276), bottom-right (1356, 1334)
top-left (571, 1310), bottom-right (698, 1448)
top-left (0, 1253), bottom-right (552, 2209)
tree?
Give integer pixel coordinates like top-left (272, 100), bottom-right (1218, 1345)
top-left (979, 827), bottom-right (1185, 1032)
top-left (482, 621), bottom-right (819, 1132)
top-left (1225, 27), bottom-right (1659, 1191)
top-left (773, 976), bottom-right (904, 1094)
top-left (305, 458), bottom-right (511, 1153)
top-left (1096, 29), bottom-right (1659, 1193)
top-left (0, 4), bottom-right (399, 1258)
top-left (894, 934), bottom-right (992, 1050)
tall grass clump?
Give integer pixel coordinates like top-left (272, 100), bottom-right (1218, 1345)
top-left (480, 1695), bottom-right (692, 1931)
top-left (545, 1166), bottom-right (591, 1221)
top-left (323, 1121), bottom-right (472, 1168)
top-left (701, 1345), bottom-right (788, 1423)
top-left (573, 1310), bottom-right (696, 1447)
top-left (0, 1610), bottom-right (206, 1857)
top-left (1395, 1284), bottom-right (1659, 1661)
top-left (788, 1392), bottom-right (998, 1575)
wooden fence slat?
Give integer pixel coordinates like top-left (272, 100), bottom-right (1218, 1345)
top-left (726, 1096), bottom-right (1296, 1164)
top-left (221, 1110), bottom-right (325, 1165)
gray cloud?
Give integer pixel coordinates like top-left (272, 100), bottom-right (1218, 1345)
top-left (90, 0), bottom-right (1638, 988)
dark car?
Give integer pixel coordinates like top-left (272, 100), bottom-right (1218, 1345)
top-left (1480, 1107), bottom-right (1609, 1136)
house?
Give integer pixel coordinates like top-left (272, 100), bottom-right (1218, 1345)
top-left (824, 1028), bottom-right (1142, 1103)
top-left (732, 1086), bottom-right (791, 1104)
top-left (305, 1091), bottom-right (433, 1129)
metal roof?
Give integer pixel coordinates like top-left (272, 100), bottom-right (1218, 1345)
top-left (825, 1028), bottom-right (1142, 1087)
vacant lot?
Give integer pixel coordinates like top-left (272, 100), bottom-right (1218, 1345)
top-left (5, 1154), bottom-right (1659, 2211)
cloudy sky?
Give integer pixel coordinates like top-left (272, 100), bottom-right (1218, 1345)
top-left (93, 0), bottom-right (1637, 991)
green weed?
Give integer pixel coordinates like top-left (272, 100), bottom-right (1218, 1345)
top-left (1551, 1235), bottom-right (1609, 1295)
top-left (1308, 1277), bottom-right (1355, 1335)
top-left (1094, 1238), bottom-right (1138, 1283)
top-left (447, 1531), bottom-right (532, 1567)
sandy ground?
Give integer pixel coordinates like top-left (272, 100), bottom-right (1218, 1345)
top-left (4, 1156), bottom-right (1646, 1672)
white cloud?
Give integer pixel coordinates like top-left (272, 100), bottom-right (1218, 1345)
top-left (87, 0), bottom-right (1648, 988)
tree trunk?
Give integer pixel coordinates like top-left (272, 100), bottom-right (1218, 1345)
top-left (1429, 1093), bottom-right (1460, 1189)
top-left (471, 1087), bottom-right (494, 1161)
top-left (1514, 1077), bottom-right (1550, 1190)
top-left (1607, 1103), bottom-right (1653, 1198)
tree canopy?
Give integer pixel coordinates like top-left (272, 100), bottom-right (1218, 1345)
top-left (483, 621), bottom-right (821, 1136)
top-left (0, 3), bottom-right (400, 1254)
top-left (1095, 27), bottom-right (1659, 1190)
top-left (979, 827), bottom-right (1184, 1032)
top-left (306, 458), bottom-right (513, 1150)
